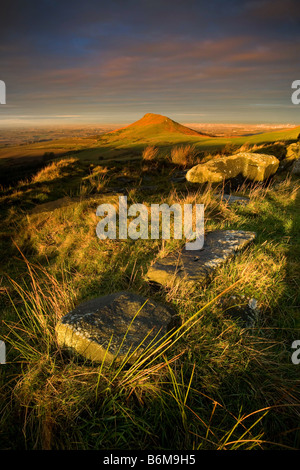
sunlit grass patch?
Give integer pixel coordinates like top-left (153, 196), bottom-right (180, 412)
top-left (31, 157), bottom-right (78, 183)
top-left (170, 145), bottom-right (198, 167)
top-left (142, 145), bottom-right (160, 161)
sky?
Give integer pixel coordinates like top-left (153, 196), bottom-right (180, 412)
top-left (0, 0), bottom-right (300, 126)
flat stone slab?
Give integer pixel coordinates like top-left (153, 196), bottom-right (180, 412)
top-left (145, 230), bottom-right (256, 288)
top-left (56, 291), bottom-right (176, 364)
top-left (216, 194), bottom-right (250, 205)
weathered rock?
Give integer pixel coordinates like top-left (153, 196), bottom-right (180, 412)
top-left (219, 295), bottom-right (260, 327)
top-left (186, 153), bottom-right (279, 184)
top-left (291, 159), bottom-right (300, 176)
top-left (146, 230), bottom-right (256, 288)
top-left (170, 176), bottom-right (186, 183)
top-left (170, 170), bottom-right (187, 183)
top-left (56, 291), bottom-right (176, 364)
top-left (278, 143), bottom-right (300, 171)
top-left (216, 194), bottom-right (250, 206)
top-left (286, 142), bottom-right (300, 162)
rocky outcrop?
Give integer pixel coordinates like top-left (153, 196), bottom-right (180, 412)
top-left (186, 152), bottom-right (279, 184)
top-left (56, 291), bottom-right (176, 364)
top-left (145, 230), bottom-right (256, 289)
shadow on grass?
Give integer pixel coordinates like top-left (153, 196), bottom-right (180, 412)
top-left (1, 149), bottom-right (300, 449)
top-left (206, 175), bottom-right (300, 449)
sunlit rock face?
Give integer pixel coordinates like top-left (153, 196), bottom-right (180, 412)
top-left (186, 153), bottom-right (279, 184)
top-left (56, 291), bottom-right (176, 364)
top-left (278, 143), bottom-right (300, 171)
top-left (286, 142), bottom-right (300, 162)
top-left (145, 230), bottom-right (256, 289)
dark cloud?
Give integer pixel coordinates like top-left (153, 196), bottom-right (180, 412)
top-left (0, 0), bottom-right (299, 124)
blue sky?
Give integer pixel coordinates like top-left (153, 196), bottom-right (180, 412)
top-left (0, 0), bottom-right (299, 126)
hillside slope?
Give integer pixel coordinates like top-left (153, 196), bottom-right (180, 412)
top-left (106, 113), bottom-right (211, 139)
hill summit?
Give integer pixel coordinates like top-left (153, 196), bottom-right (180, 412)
top-left (108, 113), bottom-right (209, 138)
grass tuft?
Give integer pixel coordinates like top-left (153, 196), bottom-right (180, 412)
top-left (170, 145), bottom-right (198, 167)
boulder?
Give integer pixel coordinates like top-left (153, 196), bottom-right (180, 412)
top-left (186, 152), bottom-right (279, 184)
top-left (286, 142), bottom-right (300, 162)
top-left (278, 143), bottom-right (300, 171)
top-left (56, 291), bottom-right (176, 364)
top-left (291, 159), bottom-right (300, 176)
top-left (146, 230), bottom-right (256, 289)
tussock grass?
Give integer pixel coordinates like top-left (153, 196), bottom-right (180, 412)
top-left (2, 255), bottom-right (286, 450)
top-left (1, 141), bottom-right (300, 450)
top-left (31, 157), bottom-right (78, 184)
top-left (170, 145), bottom-right (198, 167)
top-left (142, 146), bottom-right (159, 161)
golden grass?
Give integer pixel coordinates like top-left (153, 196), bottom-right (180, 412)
top-left (31, 157), bottom-right (78, 183)
top-left (142, 145), bottom-right (159, 161)
top-left (170, 145), bottom-right (197, 167)
top-left (1, 139), bottom-right (300, 450)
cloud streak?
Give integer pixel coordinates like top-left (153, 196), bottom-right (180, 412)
top-left (0, 0), bottom-right (299, 124)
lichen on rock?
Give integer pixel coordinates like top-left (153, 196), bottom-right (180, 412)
top-left (56, 291), bottom-right (177, 364)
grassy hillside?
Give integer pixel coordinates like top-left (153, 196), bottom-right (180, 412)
top-left (93, 115), bottom-right (300, 162)
top-left (106, 112), bottom-right (209, 138)
top-left (0, 136), bottom-right (100, 186)
top-left (83, 124), bottom-right (300, 165)
top-left (1, 115), bottom-right (299, 175)
top-left (0, 128), bottom-right (300, 449)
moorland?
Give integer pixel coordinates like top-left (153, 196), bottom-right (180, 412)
top-left (0, 113), bottom-right (300, 450)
